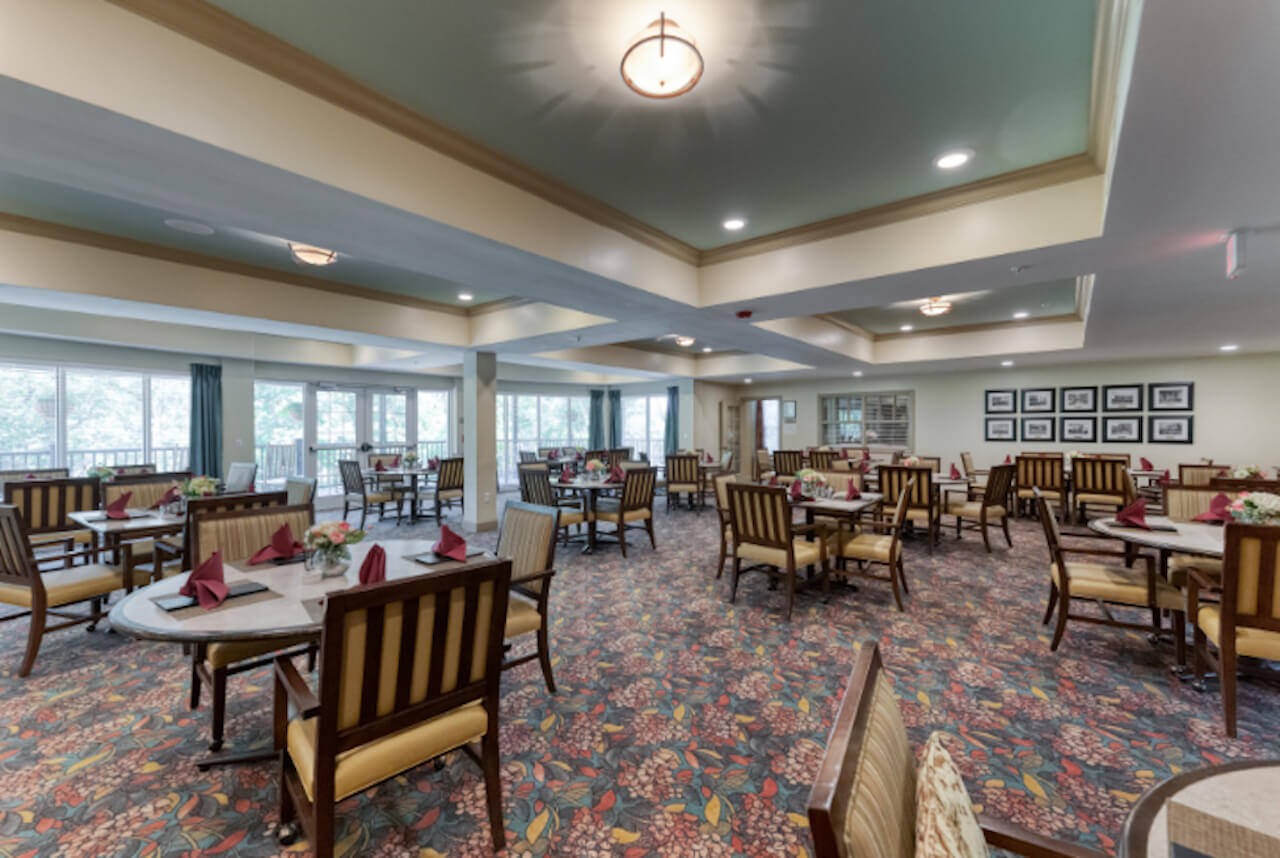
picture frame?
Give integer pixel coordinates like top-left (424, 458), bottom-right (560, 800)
top-left (1148, 382), bottom-right (1194, 411)
top-left (1021, 388), bottom-right (1056, 413)
top-left (985, 389), bottom-right (1017, 414)
top-left (1149, 415), bottom-right (1194, 444)
top-left (1060, 386), bottom-right (1097, 412)
top-left (1059, 416), bottom-right (1098, 443)
top-left (782, 400), bottom-right (797, 423)
top-left (984, 417), bottom-right (1016, 442)
top-left (1021, 417), bottom-right (1055, 442)
top-left (1102, 415), bottom-right (1143, 443)
top-left (1102, 384), bottom-right (1143, 412)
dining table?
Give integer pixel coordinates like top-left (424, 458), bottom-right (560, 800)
top-left (68, 508), bottom-right (186, 589)
top-left (1088, 515), bottom-right (1224, 559)
top-left (551, 475), bottom-right (621, 554)
top-left (108, 538), bottom-right (494, 768)
top-left (363, 466), bottom-right (437, 524)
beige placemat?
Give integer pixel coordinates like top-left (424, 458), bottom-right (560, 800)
top-left (152, 587), bottom-right (284, 621)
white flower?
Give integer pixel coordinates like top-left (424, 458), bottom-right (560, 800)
top-left (1245, 492), bottom-right (1280, 516)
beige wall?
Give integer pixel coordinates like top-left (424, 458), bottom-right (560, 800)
top-left (693, 381), bottom-right (737, 454)
top-left (734, 353), bottom-right (1280, 470)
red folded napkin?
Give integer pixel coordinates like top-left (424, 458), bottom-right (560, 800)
top-left (433, 525), bottom-right (467, 562)
top-left (789, 479), bottom-right (803, 500)
top-left (180, 550), bottom-right (229, 609)
top-left (391, 455), bottom-right (401, 467)
top-left (949, 463), bottom-right (962, 480)
top-left (1192, 492), bottom-right (1233, 523)
top-left (845, 481), bottom-right (861, 500)
top-left (768, 474), bottom-right (779, 487)
top-left (375, 460), bottom-right (386, 472)
top-left (106, 491), bottom-right (132, 520)
top-left (429, 456), bottom-right (440, 469)
top-left (1158, 469), bottom-right (1171, 486)
top-left (1115, 498), bottom-right (1150, 530)
top-left (840, 448), bottom-right (849, 459)
top-left (248, 522), bottom-right (304, 565)
top-left (1139, 457), bottom-right (1154, 470)
top-left (559, 465), bottom-right (574, 483)
top-left (358, 544), bottom-right (386, 585)
top-left (862, 449), bottom-right (870, 460)
top-left (704, 451), bottom-right (714, 463)
top-left (860, 459), bottom-right (871, 474)
top-left (1003, 455), bottom-right (1012, 465)
top-left (151, 485), bottom-right (181, 510)
top-left (605, 464), bottom-right (625, 484)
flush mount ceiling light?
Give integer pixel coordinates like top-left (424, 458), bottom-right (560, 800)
top-left (457, 292), bottom-right (474, 302)
top-left (852, 371), bottom-right (863, 377)
top-left (621, 12), bottom-right (703, 99)
top-left (743, 377), bottom-right (753, 384)
top-left (1013, 311), bottom-right (1030, 319)
top-left (702, 346), bottom-right (712, 353)
top-left (1220, 344), bottom-right (1239, 351)
top-left (899, 324), bottom-right (914, 332)
top-left (722, 217), bottom-right (746, 231)
top-left (934, 148), bottom-right (974, 170)
top-left (163, 218), bottom-right (215, 236)
top-left (674, 336), bottom-right (696, 347)
top-left (288, 242), bottom-right (337, 266)
top-left (1001, 360), bottom-right (1014, 367)
top-left (919, 297), bottom-right (951, 317)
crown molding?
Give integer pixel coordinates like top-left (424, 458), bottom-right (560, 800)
top-left (1088, 0), bottom-right (1141, 172)
top-left (868, 313), bottom-right (1081, 342)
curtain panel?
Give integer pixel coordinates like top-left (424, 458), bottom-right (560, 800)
top-left (588, 389), bottom-right (605, 450)
top-left (664, 385), bottom-right (679, 456)
top-left (607, 389), bottom-right (622, 448)
top-left (189, 363), bottom-right (223, 479)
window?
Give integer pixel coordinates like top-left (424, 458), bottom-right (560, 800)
top-left (254, 382), bottom-right (305, 485)
top-left (622, 394), bottom-right (668, 467)
top-left (820, 391), bottom-right (913, 448)
top-left (760, 399), bottom-right (781, 453)
top-left (369, 391), bottom-right (407, 448)
top-left (149, 376), bottom-right (192, 471)
top-left (495, 393), bottom-right (592, 486)
top-left (416, 390), bottom-right (449, 460)
top-left (0, 363), bottom-right (57, 470)
top-left (65, 369), bottom-right (145, 474)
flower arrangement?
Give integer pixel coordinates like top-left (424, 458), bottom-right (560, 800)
top-left (584, 458), bottom-right (606, 474)
top-left (1229, 491), bottom-right (1280, 525)
top-left (1231, 465), bottom-right (1264, 479)
top-left (403, 450), bottom-right (420, 467)
top-left (902, 456), bottom-right (921, 467)
top-left (85, 465), bottom-right (116, 482)
top-left (180, 475), bottom-right (219, 498)
top-left (304, 520), bottom-right (367, 573)
top-left (796, 468), bottom-right (828, 495)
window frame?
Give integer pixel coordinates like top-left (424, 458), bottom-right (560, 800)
top-left (819, 390), bottom-right (914, 449)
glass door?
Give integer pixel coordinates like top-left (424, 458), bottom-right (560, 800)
top-left (368, 390), bottom-right (408, 455)
top-left (312, 388), bottom-right (359, 496)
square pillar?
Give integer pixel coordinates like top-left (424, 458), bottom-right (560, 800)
top-left (463, 351), bottom-right (498, 532)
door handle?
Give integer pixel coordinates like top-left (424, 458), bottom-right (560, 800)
top-left (359, 442), bottom-right (373, 453)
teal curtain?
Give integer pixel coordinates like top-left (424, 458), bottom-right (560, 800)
top-left (189, 364), bottom-right (222, 478)
top-left (664, 385), bottom-right (679, 456)
top-left (588, 389), bottom-right (605, 449)
top-left (607, 389), bottom-right (622, 448)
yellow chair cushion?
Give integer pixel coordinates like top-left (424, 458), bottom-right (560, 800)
top-left (737, 538), bottom-right (825, 569)
top-left (365, 491), bottom-right (395, 504)
top-left (1167, 555), bottom-right (1223, 590)
top-left (437, 488), bottom-right (463, 501)
top-left (1075, 492), bottom-right (1125, 506)
top-left (1050, 562), bottom-right (1183, 611)
top-left (1196, 606), bottom-right (1280, 661)
top-left (839, 533), bottom-right (899, 564)
top-left (504, 593), bottom-right (542, 638)
top-left (667, 483), bottom-right (700, 493)
top-left (287, 701), bottom-right (488, 802)
top-left (207, 634), bottom-right (315, 670)
top-left (0, 565), bottom-right (122, 609)
top-left (905, 508), bottom-right (933, 525)
top-left (558, 509), bottom-right (589, 527)
top-left (595, 507), bottom-right (651, 524)
top-left (29, 530), bottom-right (94, 547)
top-left (1017, 488), bottom-right (1061, 499)
top-left (915, 732), bottom-right (988, 858)
top-left (946, 501), bottom-right (1005, 519)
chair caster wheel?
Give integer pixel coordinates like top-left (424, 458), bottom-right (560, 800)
top-left (277, 823), bottom-right (299, 845)
top-left (208, 739), bottom-right (223, 752)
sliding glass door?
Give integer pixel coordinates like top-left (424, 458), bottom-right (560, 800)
top-left (313, 388), bottom-right (360, 496)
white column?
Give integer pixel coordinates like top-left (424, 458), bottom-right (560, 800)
top-left (463, 351), bottom-right (498, 532)
top-left (219, 358), bottom-right (255, 479)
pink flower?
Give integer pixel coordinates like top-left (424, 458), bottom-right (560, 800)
top-left (338, 521), bottom-right (351, 531)
top-left (329, 530), bottom-right (345, 544)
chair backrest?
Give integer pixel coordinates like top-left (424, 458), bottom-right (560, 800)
top-left (820, 470), bottom-right (863, 495)
top-left (773, 450), bottom-right (804, 476)
top-left (518, 450), bottom-right (538, 464)
top-left (606, 449), bottom-right (631, 467)
top-left (312, 559), bottom-right (511, 760)
top-left (367, 452), bottom-right (403, 470)
top-left (339, 460), bottom-right (366, 497)
top-left (285, 477), bottom-right (317, 506)
top-left (224, 462), bottom-right (258, 493)
top-left (1209, 477), bottom-right (1280, 494)
top-left (1180, 464), bottom-right (1222, 487)
top-left (496, 501), bottom-right (559, 596)
top-left (727, 483), bottom-right (793, 555)
top-left (983, 464), bottom-right (1016, 506)
top-left (0, 468), bottom-right (68, 494)
top-left (1072, 457), bottom-right (1128, 498)
top-left (713, 473), bottom-right (737, 513)
top-left (1033, 488), bottom-right (1066, 573)
top-left (960, 452), bottom-right (976, 476)
top-left (1081, 453), bottom-right (1131, 466)
top-left (754, 449), bottom-right (772, 480)
top-left (915, 456), bottom-right (941, 474)
top-left (103, 471), bottom-right (191, 510)
top-left (1163, 485), bottom-right (1224, 522)
top-left (807, 642), bottom-right (916, 858)
top-left (517, 466), bottom-right (556, 506)
top-left (112, 463), bottom-right (156, 476)
top-left (436, 457), bottom-right (464, 492)
top-left (191, 503), bottom-right (315, 567)
top-left (1219, 523), bottom-right (1280, 639)
top-left (0, 505), bottom-right (48, 601)
top-left (885, 482), bottom-right (912, 560)
top-left (584, 450), bottom-right (607, 465)
top-left (877, 466), bottom-right (933, 513)
top-left (808, 450), bottom-right (836, 471)
top-left (176, 491), bottom-right (288, 569)
top-left (536, 447), bottom-right (557, 459)
top-left (620, 467), bottom-right (657, 511)
top-left (1016, 454), bottom-right (1064, 491)
top-left (665, 454), bottom-right (699, 484)
top-left (3, 477), bottom-right (100, 535)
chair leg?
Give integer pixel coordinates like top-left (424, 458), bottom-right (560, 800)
top-left (536, 624), bottom-right (556, 694)
top-left (1050, 594), bottom-right (1069, 651)
top-left (1172, 610), bottom-right (1187, 672)
top-left (359, 507), bottom-right (368, 531)
top-left (1042, 584), bottom-right (1058, 625)
top-left (18, 607), bottom-right (45, 677)
top-left (783, 569), bottom-right (795, 621)
top-left (210, 667), bottom-right (227, 751)
top-left (618, 523), bottom-right (627, 558)
top-left (1193, 623), bottom-right (1208, 690)
top-left (313, 799), bottom-right (335, 858)
top-left (890, 560), bottom-right (905, 612)
top-left (898, 556), bottom-right (909, 595)
top-left (716, 531), bottom-right (726, 579)
top-left (729, 557), bottom-right (741, 603)
top-left (1001, 515), bottom-right (1013, 547)
top-left (1221, 647), bottom-right (1238, 738)
top-left (189, 648), bottom-right (203, 709)
top-left (645, 517), bottom-right (655, 550)
top-left (481, 731), bottom-right (506, 851)
top-left (980, 517), bottom-right (992, 553)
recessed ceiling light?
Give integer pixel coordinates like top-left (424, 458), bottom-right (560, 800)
top-left (723, 217), bottom-right (746, 231)
top-left (288, 242), bottom-right (337, 266)
top-left (934, 148), bottom-right (974, 170)
top-left (675, 336), bottom-right (695, 347)
top-left (164, 218), bottom-right (215, 236)
top-left (457, 292), bottom-right (474, 302)
top-left (899, 324), bottom-right (914, 332)
top-left (1012, 311), bottom-right (1030, 319)
top-left (702, 346), bottom-right (712, 353)
top-left (1220, 344), bottom-right (1239, 351)
top-left (852, 371), bottom-right (863, 377)
top-left (1001, 360), bottom-right (1014, 367)
top-left (743, 378), bottom-right (753, 384)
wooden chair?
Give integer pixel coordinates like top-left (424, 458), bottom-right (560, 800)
top-left (1071, 457), bottom-right (1131, 521)
top-left (285, 477), bottom-right (317, 506)
top-left (1015, 454), bottom-right (1065, 520)
top-left (152, 491), bottom-right (288, 579)
top-left (946, 463), bottom-right (1015, 553)
top-left (517, 465), bottom-right (589, 545)
top-left (753, 449), bottom-right (772, 481)
top-left (1162, 485), bottom-right (1227, 588)
top-left (112, 463), bottom-right (156, 475)
top-left (808, 642), bottom-right (1105, 858)
top-left (808, 450), bottom-right (835, 471)
top-left (518, 450), bottom-right (538, 464)
top-left (188, 504), bottom-right (317, 753)
top-left (0, 505), bottom-right (124, 676)
top-left (665, 454), bottom-right (702, 511)
top-left (1189, 523), bottom-right (1280, 737)
top-left (834, 480), bottom-right (911, 610)
top-left (1179, 464), bottom-right (1223, 487)
top-left (1033, 488), bottom-right (1183, 655)
top-left (224, 461), bottom-right (258, 493)
top-left (1209, 476), bottom-right (1280, 494)
top-left (0, 468), bottom-right (68, 494)
top-left (712, 473), bottom-right (737, 579)
top-left (430, 457), bottom-right (465, 521)
top-left (915, 456), bottom-right (941, 473)
top-left (726, 482), bottom-right (831, 621)
top-left (877, 465), bottom-right (939, 553)
top-left (583, 449), bottom-right (607, 465)
top-left (274, 560), bottom-right (511, 857)
top-left (3, 477), bottom-right (100, 559)
top-left (960, 451), bottom-right (987, 486)
top-left (594, 467), bottom-right (656, 557)
top-left (339, 460), bottom-right (398, 529)
top-left (773, 450), bottom-right (804, 478)
top-left (496, 501), bottom-right (560, 692)
top-left (102, 470), bottom-right (190, 511)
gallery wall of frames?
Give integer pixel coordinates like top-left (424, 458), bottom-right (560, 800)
top-left (983, 382), bottom-right (1194, 445)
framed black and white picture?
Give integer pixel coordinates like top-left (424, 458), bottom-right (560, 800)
top-left (1149, 415), bottom-right (1194, 444)
top-left (1021, 388), bottom-right (1055, 413)
top-left (1060, 386), bottom-right (1097, 412)
top-left (1102, 384), bottom-right (1143, 412)
top-left (1059, 416), bottom-right (1097, 443)
top-left (985, 417), bottom-right (1016, 442)
top-left (782, 400), bottom-right (797, 423)
top-left (1021, 417), bottom-right (1055, 442)
top-left (1102, 416), bottom-right (1143, 443)
top-left (985, 389), bottom-right (1017, 414)
top-left (1148, 382), bottom-right (1194, 411)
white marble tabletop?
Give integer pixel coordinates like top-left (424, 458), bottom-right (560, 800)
top-left (1089, 516), bottom-right (1224, 557)
top-left (68, 509), bottom-right (185, 535)
top-left (797, 492), bottom-right (884, 514)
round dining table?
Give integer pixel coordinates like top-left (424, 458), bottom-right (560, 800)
top-left (1088, 516), bottom-right (1224, 558)
top-left (550, 475), bottom-right (621, 553)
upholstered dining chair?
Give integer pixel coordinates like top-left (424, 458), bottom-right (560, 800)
top-left (1179, 463), bottom-right (1223, 487)
top-left (517, 465), bottom-right (589, 545)
top-left (946, 464), bottom-right (1015, 553)
top-left (430, 457), bottom-right (465, 521)
top-left (753, 449), bottom-right (773, 481)
top-left (495, 501), bottom-right (560, 692)
top-left (224, 462), bottom-right (258, 494)
top-left (102, 471), bottom-right (192, 581)
top-left (1161, 485), bottom-right (1226, 589)
top-left (285, 477), bottom-right (317, 506)
top-left (712, 473), bottom-right (737, 579)
top-left (726, 482), bottom-right (831, 621)
top-left (807, 642), bottom-right (1105, 858)
top-left (1189, 523), bottom-right (1280, 737)
top-left (1071, 457), bottom-right (1132, 521)
top-left (0, 468), bottom-right (68, 495)
top-left (1015, 454), bottom-right (1065, 520)
top-left (915, 456), bottom-right (942, 473)
top-left (808, 450), bottom-right (835, 471)
top-left (665, 454), bottom-right (702, 511)
top-left (1033, 489), bottom-right (1184, 656)
top-left (152, 491), bottom-right (287, 579)
top-left (594, 467), bottom-right (656, 557)
top-left (607, 448), bottom-right (631, 467)
top-left (877, 465), bottom-right (939, 553)
top-left (0, 504), bottom-right (124, 676)
top-left (188, 503), bottom-right (317, 753)
top-left (339, 460), bottom-right (398, 529)
top-left (583, 449), bottom-right (607, 464)
top-left (3, 476), bottom-right (100, 560)
top-left (518, 450), bottom-right (539, 464)
top-left (835, 480), bottom-right (912, 610)
top-left (772, 450), bottom-right (804, 478)
top-left (274, 560), bottom-right (511, 857)
top-left (960, 451), bottom-right (987, 488)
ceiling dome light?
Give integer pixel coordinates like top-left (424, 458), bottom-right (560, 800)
top-left (1001, 360), bottom-right (1014, 367)
top-left (1012, 311), bottom-right (1030, 319)
top-left (674, 336), bottom-right (695, 347)
top-left (853, 371), bottom-right (863, 377)
top-left (723, 218), bottom-right (746, 231)
top-left (919, 297), bottom-right (951, 317)
top-left (743, 377), bottom-right (752, 384)
top-left (288, 242), bottom-right (337, 266)
top-left (163, 218), bottom-right (215, 236)
top-left (621, 13), bottom-right (703, 99)
top-left (457, 292), bottom-right (474, 302)
top-left (702, 346), bottom-right (712, 353)
top-left (1220, 344), bottom-right (1239, 351)
top-left (899, 324), bottom-right (914, 332)
top-left (934, 149), bottom-right (974, 170)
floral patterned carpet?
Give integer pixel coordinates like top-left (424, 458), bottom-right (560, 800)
top-left (1, 498), bottom-right (1277, 857)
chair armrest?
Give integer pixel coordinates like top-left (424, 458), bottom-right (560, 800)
top-left (154, 539), bottom-right (183, 559)
top-left (34, 546), bottom-right (105, 565)
top-left (274, 656), bottom-right (320, 719)
top-left (510, 569), bottom-right (556, 589)
top-left (792, 523), bottom-right (823, 536)
top-left (979, 816), bottom-right (1106, 858)
top-left (858, 519), bottom-right (902, 534)
top-left (1059, 547), bottom-right (1142, 560)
